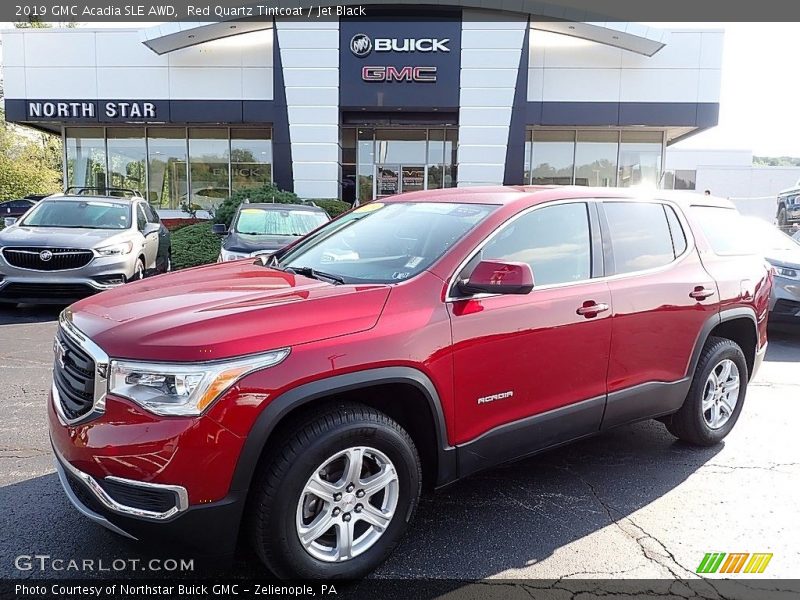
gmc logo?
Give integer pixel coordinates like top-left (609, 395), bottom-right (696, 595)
top-left (361, 66), bottom-right (438, 83)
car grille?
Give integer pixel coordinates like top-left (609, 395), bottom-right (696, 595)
top-left (2, 247), bottom-right (93, 271)
top-left (0, 282), bottom-right (97, 301)
top-left (54, 329), bottom-right (96, 421)
top-left (98, 479), bottom-right (178, 514)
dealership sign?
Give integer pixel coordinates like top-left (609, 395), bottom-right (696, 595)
top-left (25, 100), bottom-right (162, 122)
top-left (340, 18), bottom-right (461, 108)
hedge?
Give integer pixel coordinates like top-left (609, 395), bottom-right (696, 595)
top-left (312, 199), bottom-right (351, 218)
top-left (171, 222), bottom-right (221, 270)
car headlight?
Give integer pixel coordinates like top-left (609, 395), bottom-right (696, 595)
top-left (772, 266), bottom-right (799, 280)
top-left (96, 241), bottom-right (134, 256)
top-left (108, 349), bottom-right (290, 416)
top-left (220, 248), bottom-right (249, 261)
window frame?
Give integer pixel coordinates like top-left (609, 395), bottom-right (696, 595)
top-left (596, 198), bottom-right (695, 279)
top-left (445, 199), bottom-right (604, 302)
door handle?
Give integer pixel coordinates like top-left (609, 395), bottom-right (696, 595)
top-left (576, 302), bottom-right (610, 318)
top-left (689, 286), bottom-right (716, 300)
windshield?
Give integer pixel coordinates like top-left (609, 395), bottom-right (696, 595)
top-left (278, 202), bottom-right (497, 284)
top-left (234, 208), bottom-right (328, 236)
top-left (21, 200), bottom-right (131, 230)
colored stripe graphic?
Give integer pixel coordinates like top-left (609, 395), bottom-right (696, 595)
top-left (744, 553), bottom-right (773, 574)
top-left (720, 553), bottom-right (749, 573)
top-left (697, 553), bottom-right (725, 573)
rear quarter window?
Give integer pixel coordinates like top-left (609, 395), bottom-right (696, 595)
top-left (689, 206), bottom-right (757, 256)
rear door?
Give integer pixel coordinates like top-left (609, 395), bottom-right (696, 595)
top-left (448, 200), bottom-right (612, 471)
top-left (599, 200), bottom-right (718, 428)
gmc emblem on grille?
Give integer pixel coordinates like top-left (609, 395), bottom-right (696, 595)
top-left (39, 250), bottom-right (53, 262)
top-left (53, 338), bottom-right (66, 369)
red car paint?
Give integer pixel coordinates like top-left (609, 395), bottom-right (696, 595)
top-left (49, 186), bottom-right (771, 525)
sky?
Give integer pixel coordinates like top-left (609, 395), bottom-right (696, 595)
top-left (1, 21), bottom-right (799, 156)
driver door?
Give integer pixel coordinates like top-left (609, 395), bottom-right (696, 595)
top-left (136, 203), bottom-right (159, 269)
top-left (448, 201), bottom-right (612, 472)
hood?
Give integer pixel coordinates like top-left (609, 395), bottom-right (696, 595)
top-left (224, 231), bottom-right (297, 254)
top-left (0, 226), bottom-right (130, 248)
top-left (764, 247), bottom-right (800, 270)
top-left (68, 261), bottom-right (391, 361)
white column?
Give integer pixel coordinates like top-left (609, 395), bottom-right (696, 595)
top-left (457, 12), bottom-right (527, 187)
top-left (276, 20), bottom-right (340, 199)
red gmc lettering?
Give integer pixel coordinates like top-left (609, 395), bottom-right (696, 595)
top-left (361, 66), bottom-right (438, 82)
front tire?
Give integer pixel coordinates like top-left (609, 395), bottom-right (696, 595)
top-left (249, 403), bottom-right (421, 579)
top-left (128, 258), bottom-right (145, 282)
top-left (665, 336), bottom-right (748, 446)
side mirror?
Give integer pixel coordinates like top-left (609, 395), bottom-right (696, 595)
top-left (212, 223), bottom-right (228, 235)
top-left (457, 260), bottom-right (534, 296)
top-left (3, 217), bottom-right (17, 227)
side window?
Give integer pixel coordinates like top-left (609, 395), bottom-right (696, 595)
top-left (664, 205), bottom-right (688, 257)
top-left (604, 202), bottom-right (675, 274)
top-left (136, 204), bottom-right (148, 231)
top-left (470, 202), bottom-right (592, 287)
top-left (143, 203), bottom-right (160, 224)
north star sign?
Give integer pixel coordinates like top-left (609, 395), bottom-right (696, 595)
top-left (27, 101), bottom-right (157, 120)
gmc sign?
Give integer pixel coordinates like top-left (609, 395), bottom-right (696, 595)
top-left (361, 66), bottom-right (438, 83)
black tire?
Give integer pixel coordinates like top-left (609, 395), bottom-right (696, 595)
top-left (128, 258), bottom-right (145, 282)
top-left (777, 206), bottom-right (788, 228)
top-left (666, 336), bottom-right (748, 446)
top-left (248, 403), bottom-right (421, 579)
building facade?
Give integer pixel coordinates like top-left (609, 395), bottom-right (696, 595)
top-left (1, 6), bottom-right (723, 212)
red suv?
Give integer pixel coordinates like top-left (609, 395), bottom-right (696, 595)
top-left (49, 187), bottom-right (771, 578)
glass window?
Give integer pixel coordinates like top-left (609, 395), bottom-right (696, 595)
top-left (22, 199), bottom-right (130, 230)
top-left (231, 128), bottom-right (272, 193)
top-left (375, 129), bottom-right (426, 164)
top-left (618, 131), bottom-right (662, 188)
top-left (664, 205), bottom-right (687, 256)
top-left (674, 169), bottom-right (696, 190)
top-left (341, 127), bottom-right (356, 164)
top-left (147, 128), bottom-right (188, 210)
top-left (530, 130), bottom-right (575, 185)
top-left (66, 127), bottom-right (106, 190)
top-left (136, 204), bottom-right (148, 231)
top-left (690, 206), bottom-right (757, 255)
top-left (234, 207), bottom-right (328, 236)
top-left (575, 131), bottom-right (618, 187)
top-left (279, 202), bottom-right (497, 284)
top-left (106, 128), bottom-right (146, 196)
top-left (427, 129), bottom-right (445, 190)
top-left (604, 202), bottom-right (675, 273)
top-left (477, 203), bottom-right (591, 286)
top-left (189, 128), bottom-right (230, 209)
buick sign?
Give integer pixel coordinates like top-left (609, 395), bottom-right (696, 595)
top-left (350, 34), bottom-right (373, 57)
top-left (350, 34), bottom-right (450, 58)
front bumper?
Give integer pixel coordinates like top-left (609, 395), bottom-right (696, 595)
top-left (0, 253), bottom-right (135, 303)
top-left (769, 277), bottom-right (800, 323)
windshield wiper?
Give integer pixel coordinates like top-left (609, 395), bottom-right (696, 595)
top-left (286, 266), bottom-right (346, 285)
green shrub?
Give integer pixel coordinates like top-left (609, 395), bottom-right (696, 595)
top-left (171, 222), bottom-right (221, 270)
top-left (214, 183), bottom-right (300, 228)
top-left (311, 199), bottom-right (352, 218)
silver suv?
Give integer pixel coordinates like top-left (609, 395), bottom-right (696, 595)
top-left (0, 192), bottom-right (171, 305)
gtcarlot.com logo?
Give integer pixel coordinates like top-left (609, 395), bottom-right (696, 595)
top-left (15, 554), bottom-right (194, 572)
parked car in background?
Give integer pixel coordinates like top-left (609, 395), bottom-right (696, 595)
top-left (776, 181), bottom-right (800, 229)
top-left (0, 193), bottom-right (171, 305)
top-left (49, 187), bottom-right (770, 579)
top-left (744, 217), bottom-right (800, 325)
top-left (1, 195), bottom-right (46, 220)
top-left (213, 202), bottom-right (330, 262)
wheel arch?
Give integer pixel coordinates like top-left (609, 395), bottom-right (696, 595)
top-left (229, 367), bottom-right (457, 497)
top-left (687, 308), bottom-right (758, 381)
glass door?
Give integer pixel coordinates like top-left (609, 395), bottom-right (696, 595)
top-left (401, 165), bottom-right (426, 193)
top-left (376, 165), bottom-right (400, 197)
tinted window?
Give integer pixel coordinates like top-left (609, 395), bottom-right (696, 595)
top-left (604, 202), bottom-right (675, 274)
top-left (136, 205), bottom-right (148, 230)
top-left (474, 203), bottom-right (592, 286)
top-left (664, 205), bottom-right (688, 256)
top-left (22, 200), bottom-right (131, 230)
top-left (690, 206), bottom-right (757, 255)
top-left (143, 203), bottom-right (160, 223)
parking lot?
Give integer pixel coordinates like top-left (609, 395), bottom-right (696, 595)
top-left (1, 304), bottom-right (799, 581)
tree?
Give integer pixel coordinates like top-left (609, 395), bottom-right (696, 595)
top-left (213, 183), bottom-right (301, 227)
top-left (0, 111), bottom-right (62, 200)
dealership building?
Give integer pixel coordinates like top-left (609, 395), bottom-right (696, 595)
top-left (1, 5), bottom-right (723, 211)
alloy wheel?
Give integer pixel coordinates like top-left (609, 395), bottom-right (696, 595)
top-left (295, 446), bottom-right (399, 562)
top-left (702, 359), bottom-right (740, 429)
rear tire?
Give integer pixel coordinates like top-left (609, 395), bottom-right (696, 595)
top-left (665, 336), bottom-right (748, 446)
top-left (248, 403), bottom-right (421, 579)
top-left (777, 206), bottom-right (788, 229)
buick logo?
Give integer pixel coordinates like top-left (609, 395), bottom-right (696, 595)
top-left (39, 250), bottom-right (53, 262)
top-left (350, 34), bottom-right (373, 58)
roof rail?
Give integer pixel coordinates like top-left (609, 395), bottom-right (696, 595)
top-left (64, 186), bottom-right (143, 198)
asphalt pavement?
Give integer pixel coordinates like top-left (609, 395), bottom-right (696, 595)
top-left (1, 304), bottom-right (798, 581)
